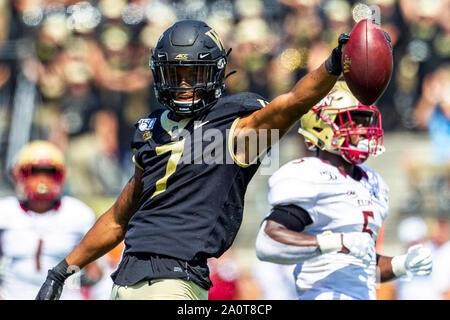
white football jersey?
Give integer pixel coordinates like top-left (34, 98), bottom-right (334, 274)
top-left (267, 157), bottom-right (389, 300)
top-left (0, 196), bottom-right (96, 300)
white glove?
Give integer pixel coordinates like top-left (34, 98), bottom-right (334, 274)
top-left (316, 231), bottom-right (342, 254)
top-left (342, 232), bottom-right (376, 267)
top-left (316, 231), bottom-right (375, 267)
top-left (391, 244), bottom-right (432, 277)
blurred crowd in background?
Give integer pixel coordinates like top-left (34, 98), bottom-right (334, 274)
top-left (0, 0), bottom-right (448, 196)
top-left (0, 0), bottom-right (448, 300)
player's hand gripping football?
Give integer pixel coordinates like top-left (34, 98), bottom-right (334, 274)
top-left (325, 30), bottom-right (392, 76)
top-left (391, 244), bottom-right (432, 277)
top-left (341, 232), bottom-right (376, 267)
top-left (325, 33), bottom-right (350, 75)
top-left (35, 259), bottom-right (76, 300)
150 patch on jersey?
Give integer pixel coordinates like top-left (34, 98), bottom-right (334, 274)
top-left (138, 118), bottom-right (156, 132)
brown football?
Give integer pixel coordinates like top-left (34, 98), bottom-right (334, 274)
top-left (341, 19), bottom-right (393, 106)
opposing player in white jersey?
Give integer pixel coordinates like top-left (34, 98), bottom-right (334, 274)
top-left (255, 81), bottom-right (433, 300)
top-left (0, 141), bottom-right (98, 299)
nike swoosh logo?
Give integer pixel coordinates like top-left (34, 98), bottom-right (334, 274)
top-left (199, 53), bottom-right (209, 59)
top-left (194, 120), bottom-right (210, 129)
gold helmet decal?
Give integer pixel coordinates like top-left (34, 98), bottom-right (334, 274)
top-left (205, 29), bottom-right (224, 50)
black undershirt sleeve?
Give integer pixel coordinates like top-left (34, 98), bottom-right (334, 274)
top-left (264, 204), bottom-right (313, 233)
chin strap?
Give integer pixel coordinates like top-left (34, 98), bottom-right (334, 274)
top-left (298, 128), bottom-right (322, 149)
top-left (225, 70), bottom-right (237, 80)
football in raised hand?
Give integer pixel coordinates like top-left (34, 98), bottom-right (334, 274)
top-left (341, 19), bottom-right (393, 106)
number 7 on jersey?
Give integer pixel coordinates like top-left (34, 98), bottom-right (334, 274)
top-left (151, 139), bottom-right (185, 199)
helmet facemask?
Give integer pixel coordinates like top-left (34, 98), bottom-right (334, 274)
top-left (15, 165), bottom-right (65, 203)
top-left (151, 59), bottom-right (226, 117)
top-left (331, 106), bottom-right (385, 164)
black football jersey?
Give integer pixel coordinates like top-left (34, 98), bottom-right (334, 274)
top-left (123, 92), bottom-right (267, 261)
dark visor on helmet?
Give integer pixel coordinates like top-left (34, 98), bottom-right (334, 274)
top-left (161, 66), bottom-right (208, 87)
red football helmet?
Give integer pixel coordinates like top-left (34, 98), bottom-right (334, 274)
top-left (12, 141), bottom-right (66, 206)
top-left (298, 81), bottom-right (385, 164)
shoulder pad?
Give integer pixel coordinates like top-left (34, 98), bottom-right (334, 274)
top-left (205, 92), bottom-right (268, 120)
top-left (222, 92), bottom-right (268, 109)
top-left (269, 158), bottom-right (318, 184)
top-left (268, 158), bottom-right (320, 206)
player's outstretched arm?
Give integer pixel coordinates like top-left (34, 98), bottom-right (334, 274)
top-left (35, 166), bottom-right (143, 300)
top-left (232, 34), bottom-right (348, 164)
top-left (236, 34), bottom-right (348, 136)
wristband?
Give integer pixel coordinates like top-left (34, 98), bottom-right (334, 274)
top-left (391, 254), bottom-right (407, 277)
top-left (317, 231), bottom-right (342, 254)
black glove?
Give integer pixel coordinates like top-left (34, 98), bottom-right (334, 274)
top-left (325, 33), bottom-right (350, 76)
top-left (35, 259), bottom-right (76, 300)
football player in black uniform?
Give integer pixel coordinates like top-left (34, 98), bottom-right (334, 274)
top-left (36, 19), bottom-right (357, 300)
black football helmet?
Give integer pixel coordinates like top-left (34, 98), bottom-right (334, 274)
top-left (150, 20), bottom-right (229, 117)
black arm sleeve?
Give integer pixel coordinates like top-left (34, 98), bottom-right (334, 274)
top-left (264, 204), bottom-right (313, 233)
